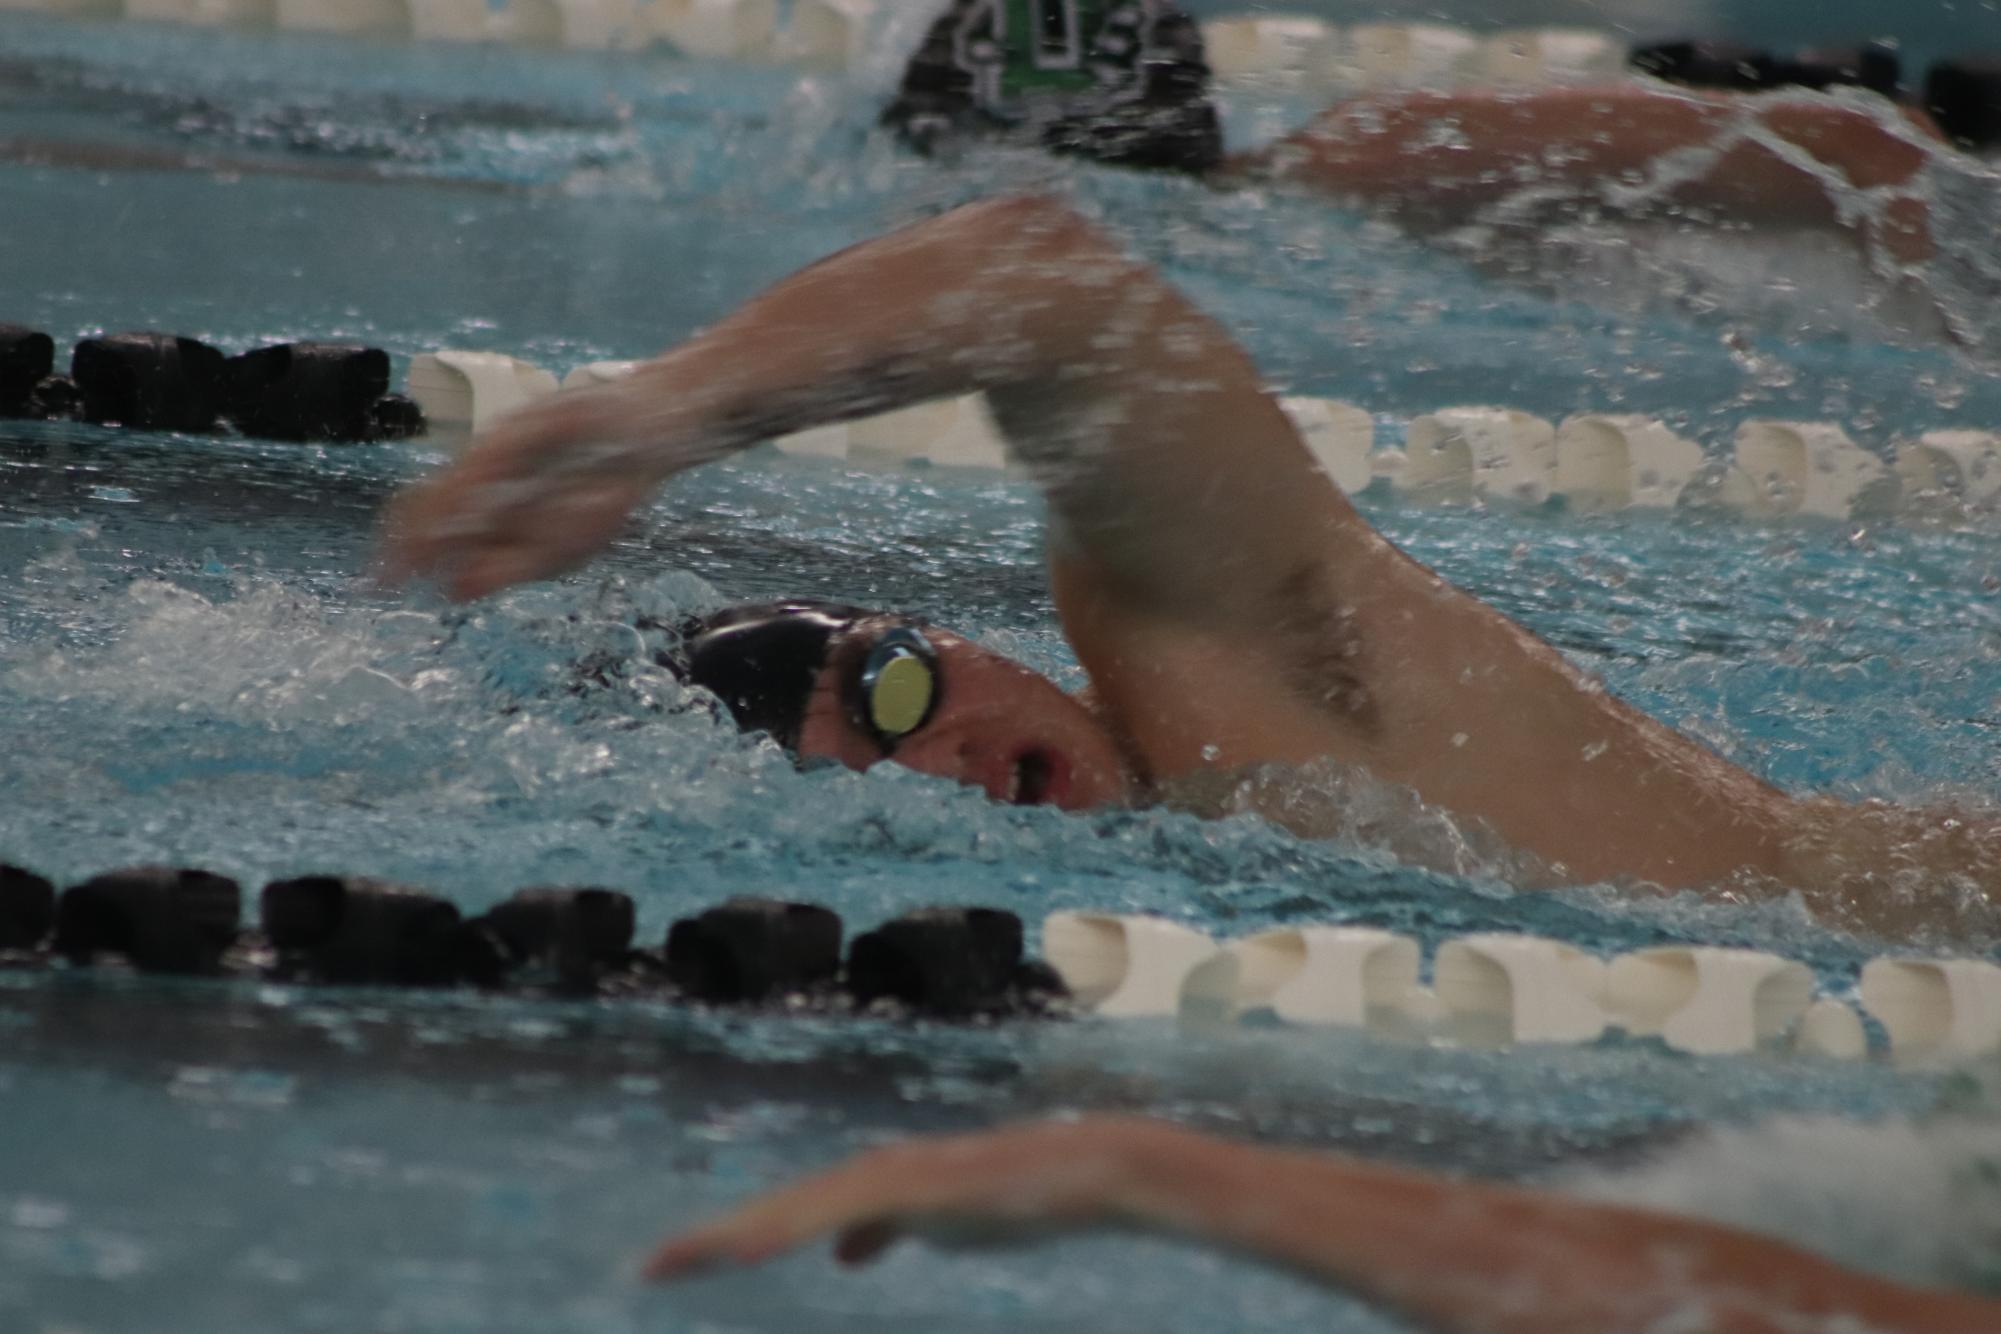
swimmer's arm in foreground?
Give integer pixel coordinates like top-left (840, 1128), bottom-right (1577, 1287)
top-left (382, 194), bottom-right (1959, 927)
top-left (1229, 83), bottom-right (1944, 263)
top-left (644, 1117), bottom-right (1996, 1334)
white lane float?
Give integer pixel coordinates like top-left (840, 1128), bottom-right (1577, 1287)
top-left (1893, 429), bottom-right (2001, 514)
top-left (1554, 414), bottom-right (1706, 512)
top-left (776, 0), bottom-right (874, 71)
top-left (1280, 396), bottom-right (1374, 495)
top-left (1725, 420), bottom-right (1899, 519)
top-left (1370, 446), bottom-right (1409, 488)
top-left (407, 0), bottom-right (491, 41)
top-left (1216, 925), bottom-right (1421, 1028)
top-left (650, 0), bottom-right (775, 60)
top-left (771, 422), bottom-right (851, 460)
top-left (1433, 933), bottom-right (1608, 1046)
top-left (1041, 912), bottom-right (1222, 1019)
top-left (1793, 997), bottom-right (1868, 1061)
top-left (559, 359), bottom-right (641, 392)
top-left (407, 351), bottom-right (561, 434)
top-left (500, 0), bottom-right (647, 49)
top-left (843, 394), bottom-right (1008, 470)
top-left (126, 0), bottom-right (273, 24)
top-left (368, 340), bottom-right (2001, 532)
top-left (1860, 957), bottom-right (2001, 1061)
top-left (1604, 946), bottom-right (1814, 1056)
top-left (1201, 14), bottom-right (1338, 91)
top-left (1337, 23), bottom-right (1481, 92)
top-left (1402, 408), bottom-right (1556, 505)
top-left (0, 0), bottom-right (121, 14)
top-left (273, 0), bottom-right (411, 37)
top-left (1480, 28), bottom-right (1625, 85)
top-left (1036, 910), bottom-right (2001, 1067)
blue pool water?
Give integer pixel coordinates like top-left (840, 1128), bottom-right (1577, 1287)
top-left (4, 8), bottom-right (2001, 1331)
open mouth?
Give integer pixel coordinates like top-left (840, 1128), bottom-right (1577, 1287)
top-left (1006, 748), bottom-right (1059, 806)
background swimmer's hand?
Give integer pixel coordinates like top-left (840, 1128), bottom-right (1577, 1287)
top-left (643, 1118), bottom-right (1167, 1280)
top-left (378, 386), bottom-right (674, 601)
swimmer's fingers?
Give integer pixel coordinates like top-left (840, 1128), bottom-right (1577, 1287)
top-left (644, 1121), bottom-right (1149, 1283)
top-left (831, 1221), bottom-right (902, 1266)
top-left (377, 390), bottom-right (665, 599)
top-left (642, 1157), bottom-right (920, 1280)
top-left (382, 469), bottom-right (655, 601)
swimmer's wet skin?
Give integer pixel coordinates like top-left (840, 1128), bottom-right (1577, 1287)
top-left (382, 193), bottom-right (2001, 942)
top-left (641, 1116), bottom-right (2001, 1333)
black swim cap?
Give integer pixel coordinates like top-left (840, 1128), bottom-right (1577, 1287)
top-left (681, 601), bottom-right (871, 749)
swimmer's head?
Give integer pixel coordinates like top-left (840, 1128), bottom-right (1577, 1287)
top-left (679, 600), bottom-right (1132, 810)
top-left (882, 0), bottom-right (1223, 177)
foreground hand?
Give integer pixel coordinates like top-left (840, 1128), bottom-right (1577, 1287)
top-left (378, 386), bottom-right (667, 601)
top-left (644, 1118), bottom-right (1161, 1280)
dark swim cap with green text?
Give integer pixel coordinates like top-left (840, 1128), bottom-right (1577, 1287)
top-left (883, 0), bottom-right (1223, 174)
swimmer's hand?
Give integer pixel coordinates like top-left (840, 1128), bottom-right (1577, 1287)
top-left (643, 1118), bottom-right (1171, 1279)
top-left (378, 387), bottom-right (673, 601)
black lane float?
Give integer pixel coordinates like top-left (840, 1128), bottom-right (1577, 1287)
top-left (0, 864), bottom-right (56, 953)
top-left (1927, 57), bottom-right (2001, 151)
top-left (0, 328), bottom-right (424, 444)
top-left (55, 866), bottom-right (243, 974)
top-left (848, 906), bottom-right (1065, 1017)
top-left (664, 897), bottom-right (843, 1004)
top-left (0, 863), bottom-right (1068, 1019)
top-left (1629, 41), bottom-right (2001, 153)
top-left (1630, 39), bottom-right (1903, 96)
top-left (0, 325), bottom-right (56, 419)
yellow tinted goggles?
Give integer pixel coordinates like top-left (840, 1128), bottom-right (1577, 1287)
top-left (851, 626), bottom-right (941, 749)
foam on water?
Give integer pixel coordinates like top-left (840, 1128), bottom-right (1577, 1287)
top-left (1565, 1092), bottom-right (2001, 1291)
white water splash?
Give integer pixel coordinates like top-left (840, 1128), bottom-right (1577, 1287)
top-left (1564, 1099), bottom-right (2001, 1291)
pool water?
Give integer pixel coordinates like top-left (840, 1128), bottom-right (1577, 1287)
top-left (3, 8), bottom-right (2001, 1332)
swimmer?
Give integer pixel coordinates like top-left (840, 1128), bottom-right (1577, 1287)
top-left (642, 1115), bottom-right (2001, 1331)
top-left (381, 194), bottom-right (2001, 941)
top-left (887, 4), bottom-right (1998, 306)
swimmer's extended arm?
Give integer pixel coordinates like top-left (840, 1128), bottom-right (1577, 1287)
top-left (1235, 84), bottom-right (1942, 262)
top-left (385, 193), bottom-right (1795, 893)
top-left (644, 1117), bottom-right (1995, 1334)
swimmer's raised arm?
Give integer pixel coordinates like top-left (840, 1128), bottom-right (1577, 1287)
top-left (385, 194), bottom-right (1796, 895)
top-left (384, 193), bottom-right (1321, 612)
top-left (644, 1117), bottom-right (1996, 1334)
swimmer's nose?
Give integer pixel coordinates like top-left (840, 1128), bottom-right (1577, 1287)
top-left (897, 731), bottom-right (1071, 808)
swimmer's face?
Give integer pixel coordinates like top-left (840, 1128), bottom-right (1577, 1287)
top-left (796, 616), bottom-right (1132, 811)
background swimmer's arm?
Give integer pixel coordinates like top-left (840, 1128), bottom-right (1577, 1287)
top-left (384, 194), bottom-right (1794, 892)
top-left (1235, 85), bottom-right (1941, 260)
top-left (645, 1117), bottom-right (1995, 1334)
